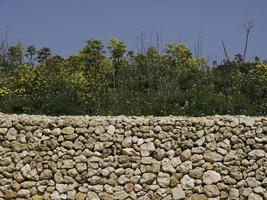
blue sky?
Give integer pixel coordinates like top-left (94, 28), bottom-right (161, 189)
top-left (0, 0), bottom-right (267, 61)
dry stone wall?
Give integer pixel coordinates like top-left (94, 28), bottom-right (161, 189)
top-left (0, 113), bottom-right (267, 200)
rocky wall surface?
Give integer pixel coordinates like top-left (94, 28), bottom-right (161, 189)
top-left (0, 113), bottom-right (267, 200)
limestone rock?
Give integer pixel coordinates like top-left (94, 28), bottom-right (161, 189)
top-left (154, 125), bottom-right (162, 133)
top-left (177, 161), bottom-right (192, 174)
top-left (153, 148), bottom-right (166, 161)
top-left (87, 191), bottom-right (100, 200)
top-left (228, 188), bottom-right (239, 199)
top-left (54, 171), bottom-right (64, 183)
top-left (124, 183), bottom-right (134, 193)
top-left (140, 173), bottom-right (156, 184)
top-left (75, 192), bottom-right (87, 200)
top-left (61, 159), bottom-right (75, 169)
top-left (157, 172), bottom-right (170, 188)
top-left (56, 184), bottom-right (68, 193)
top-left (94, 142), bottom-right (105, 151)
top-left (222, 175), bottom-right (237, 185)
top-left (181, 149), bottom-right (191, 161)
top-left (63, 133), bottom-right (78, 141)
top-left (203, 170), bottom-right (221, 185)
top-left (101, 167), bottom-right (114, 177)
top-left (204, 150), bottom-right (223, 162)
top-left (118, 175), bottom-right (129, 185)
top-left (4, 189), bottom-right (17, 199)
top-left (248, 192), bottom-right (263, 200)
top-left (50, 191), bottom-right (60, 200)
top-left (11, 141), bottom-right (28, 152)
top-left (170, 174), bottom-right (182, 187)
top-left (114, 190), bottom-right (128, 200)
top-left (17, 189), bottom-right (30, 198)
top-left (6, 128), bottom-right (18, 141)
top-left (68, 168), bottom-right (78, 177)
top-left (230, 170), bottom-right (243, 180)
top-left (240, 117), bottom-right (255, 127)
top-left (248, 150), bottom-right (265, 160)
top-left (162, 158), bottom-right (176, 174)
top-left (189, 167), bottom-right (204, 179)
top-left (40, 169), bottom-right (53, 180)
top-left (172, 184), bottom-right (185, 200)
top-left (21, 164), bottom-right (31, 178)
top-left (61, 126), bottom-right (75, 134)
top-left (180, 175), bottom-right (195, 190)
top-left (121, 148), bottom-right (138, 156)
top-left (76, 163), bottom-right (87, 173)
top-left (107, 125), bottom-right (115, 135)
top-left (203, 185), bottom-right (220, 197)
top-left (21, 181), bottom-right (36, 188)
top-left (14, 171), bottom-right (24, 182)
top-left (95, 126), bottom-right (105, 134)
top-left (191, 154), bottom-right (203, 162)
top-left (253, 186), bottom-right (264, 194)
top-left (246, 177), bottom-right (261, 188)
top-left (122, 136), bottom-right (132, 148)
top-left (52, 128), bottom-right (61, 136)
top-left (0, 127), bottom-right (8, 135)
top-left (224, 150), bottom-right (236, 161)
top-left (0, 156), bottom-right (12, 166)
top-left (100, 133), bottom-right (112, 142)
top-left (171, 157), bottom-right (182, 168)
top-left (140, 142), bottom-right (155, 156)
top-left (17, 134), bottom-right (27, 144)
top-left (61, 141), bottom-right (74, 149)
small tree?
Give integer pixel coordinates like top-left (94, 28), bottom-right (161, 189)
top-left (80, 39), bottom-right (105, 80)
top-left (25, 45), bottom-right (36, 66)
top-left (8, 44), bottom-right (24, 66)
top-left (108, 38), bottom-right (127, 89)
top-left (37, 47), bottom-right (51, 64)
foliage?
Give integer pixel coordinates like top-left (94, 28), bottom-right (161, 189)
top-left (0, 40), bottom-right (266, 116)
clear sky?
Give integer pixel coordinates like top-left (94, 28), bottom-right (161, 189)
top-left (0, 0), bottom-right (267, 61)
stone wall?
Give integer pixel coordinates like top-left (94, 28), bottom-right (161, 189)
top-left (0, 113), bottom-right (266, 200)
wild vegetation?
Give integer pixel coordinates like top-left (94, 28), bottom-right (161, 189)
top-left (0, 37), bottom-right (266, 116)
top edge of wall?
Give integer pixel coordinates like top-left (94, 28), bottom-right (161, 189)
top-left (0, 112), bottom-right (266, 119)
